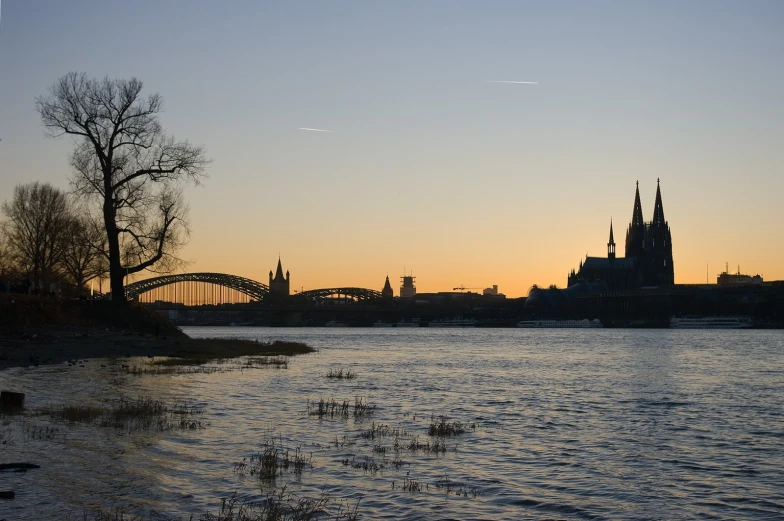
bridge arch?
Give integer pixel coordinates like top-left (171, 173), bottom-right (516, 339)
top-left (125, 272), bottom-right (271, 303)
top-left (296, 287), bottom-right (395, 307)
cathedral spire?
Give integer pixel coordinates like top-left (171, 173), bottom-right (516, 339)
top-left (275, 257), bottom-right (285, 280)
top-left (625, 181), bottom-right (646, 258)
top-left (652, 178), bottom-right (666, 226)
top-left (631, 180), bottom-right (644, 228)
top-left (381, 274), bottom-right (394, 298)
top-left (607, 219), bottom-right (616, 259)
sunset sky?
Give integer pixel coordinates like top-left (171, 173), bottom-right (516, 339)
top-left (1, 1), bottom-right (782, 297)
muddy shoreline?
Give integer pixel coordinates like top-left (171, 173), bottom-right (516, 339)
top-left (0, 325), bottom-right (192, 370)
top-left (0, 294), bottom-right (315, 371)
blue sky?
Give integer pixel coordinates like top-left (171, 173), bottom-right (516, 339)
top-left (1, 1), bottom-right (783, 295)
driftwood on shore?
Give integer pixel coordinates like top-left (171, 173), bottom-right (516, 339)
top-left (0, 463), bottom-right (40, 500)
top-left (0, 463), bottom-right (41, 471)
top-left (0, 391), bottom-right (25, 412)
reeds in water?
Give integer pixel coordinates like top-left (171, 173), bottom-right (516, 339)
top-left (333, 434), bottom-right (356, 448)
top-left (234, 437), bottom-right (313, 481)
top-left (392, 435), bottom-right (447, 454)
top-left (36, 397), bottom-right (205, 432)
top-left (83, 488), bottom-right (359, 521)
top-left (341, 455), bottom-right (383, 474)
top-left (433, 475), bottom-right (482, 498)
top-left (126, 363), bottom-right (226, 375)
top-left (125, 355), bottom-right (288, 375)
top-left (308, 398), bottom-right (350, 419)
top-left (244, 356), bottom-right (289, 368)
top-left (359, 421), bottom-right (408, 440)
top-left (397, 476), bottom-right (423, 493)
top-left (202, 489), bottom-right (359, 521)
top-left (352, 398), bottom-right (375, 418)
top-left (51, 404), bottom-right (104, 423)
top-left (307, 397), bottom-right (376, 419)
top-left (326, 368), bottom-right (356, 379)
top-left (428, 415), bottom-right (473, 437)
top-left (22, 423), bottom-right (61, 441)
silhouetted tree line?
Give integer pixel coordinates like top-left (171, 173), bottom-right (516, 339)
top-left (0, 182), bottom-right (108, 297)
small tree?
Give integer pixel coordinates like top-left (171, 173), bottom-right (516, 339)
top-left (1, 182), bottom-right (71, 292)
top-left (0, 229), bottom-right (19, 284)
top-left (60, 213), bottom-right (107, 293)
top-left (36, 72), bottom-right (208, 302)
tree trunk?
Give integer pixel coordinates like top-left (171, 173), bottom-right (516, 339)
top-left (104, 191), bottom-right (126, 303)
top-left (110, 267), bottom-right (125, 303)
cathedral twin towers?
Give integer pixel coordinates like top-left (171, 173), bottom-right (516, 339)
top-left (568, 180), bottom-right (674, 290)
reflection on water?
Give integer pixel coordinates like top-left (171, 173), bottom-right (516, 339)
top-left (1, 328), bottom-right (783, 520)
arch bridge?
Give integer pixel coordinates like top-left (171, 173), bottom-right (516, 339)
top-left (126, 272), bottom-right (271, 305)
top-left (295, 287), bottom-right (394, 307)
top-left (124, 273), bottom-right (394, 308)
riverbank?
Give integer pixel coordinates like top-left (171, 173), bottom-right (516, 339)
top-left (0, 294), bottom-right (314, 370)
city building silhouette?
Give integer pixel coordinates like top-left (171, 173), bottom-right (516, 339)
top-left (400, 273), bottom-right (416, 298)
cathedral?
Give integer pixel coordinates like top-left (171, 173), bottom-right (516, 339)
top-left (568, 180), bottom-right (674, 290)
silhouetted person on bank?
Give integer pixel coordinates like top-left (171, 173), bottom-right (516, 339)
top-left (155, 322), bottom-right (160, 338)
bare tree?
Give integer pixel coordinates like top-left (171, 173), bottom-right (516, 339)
top-left (0, 229), bottom-right (19, 283)
top-left (1, 182), bottom-right (71, 291)
top-left (36, 72), bottom-right (209, 302)
top-left (60, 213), bottom-right (108, 293)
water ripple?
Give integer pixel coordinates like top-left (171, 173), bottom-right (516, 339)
top-left (1, 328), bottom-right (783, 520)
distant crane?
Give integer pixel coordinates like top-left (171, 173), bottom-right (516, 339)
top-left (453, 285), bottom-right (481, 292)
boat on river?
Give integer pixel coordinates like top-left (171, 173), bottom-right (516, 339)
top-left (428, 318), bottom-right (476, 328)
top-left (372, 321), bottom-right (395, 327)
top-left (517, 319), bottom-right (603, 328)
top-left (324, 320), bottom-right (349, 327)
top-left (669, 316), bottom-right (752, 329)
top-left (393, 319), bottom-right (421, 327)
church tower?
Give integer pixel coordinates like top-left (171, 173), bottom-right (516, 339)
top-left (607, 219), bottom-right (616, 260)
top-left (381, 275), bottom-right (394, 298)
top-left (644, 179), bottom-right (674, 285)
top-left (269, 257), bottom-right (290, 296)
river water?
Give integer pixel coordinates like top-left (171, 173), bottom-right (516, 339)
top-left (1, 327), bottom-right (783, 520)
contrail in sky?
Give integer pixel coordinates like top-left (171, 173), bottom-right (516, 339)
top-left (298, 127), bottom-right (335, 133)
top-left (485, 80), bottom-right (539, 84)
